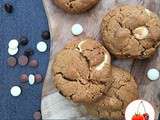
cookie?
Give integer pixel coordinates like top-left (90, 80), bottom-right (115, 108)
top-left (85, 66), bottom-right (138, 119)
top-left (101, 5), bottom-right (160, 59)
top-left (52, 38), bottom-right (112, 103)
top-left (54, 0), bottom-right (99, 14)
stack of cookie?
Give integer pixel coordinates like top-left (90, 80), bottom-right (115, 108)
top-left (52, 38), bottom-right (138, 119)
top-left (52, 2), bottom-right (160, 120)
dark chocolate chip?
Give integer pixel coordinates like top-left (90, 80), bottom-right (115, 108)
top-left (18, 55), bottom-right (28, 66)
top-left (35, 74), bottom-right (43, 82)
top-left (41, 31), bottom-right (50, 40)
top-left (20, 74), bottom-right (28, 82)
top-left (33, 111), bottom-right (42, 120)
top-left (19, 36), bottom-right (28, 46)
top-left (24, 48), bottom-right (34, 56)
top-left (4, 3), bottom-right (13, 13)
top-left (29, 59), bottom-right (38, 68)
top-left (7, 57), bottom-right (17, 67)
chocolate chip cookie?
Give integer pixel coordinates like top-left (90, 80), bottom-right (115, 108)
top-left (101, 5), bottom-right (160, 59)
top-left (54, 0), bottom-right (99, 14)
top-left (52, 37), bottom-right (112, 103)
top-left (85, 66), bottom-right (138, 119)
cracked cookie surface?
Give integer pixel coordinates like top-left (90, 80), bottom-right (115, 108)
top-left (85, 66), bottom-right (138, 120)
top-left (52, 38), bottom-right (112, 103)
top-left (54, 0), bottom-right (99, 14)
top-left (101, 5), bottom-right (160, 59)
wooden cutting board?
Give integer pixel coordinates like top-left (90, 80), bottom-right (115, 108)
top-left (41, 0), bottom-right (160, 119)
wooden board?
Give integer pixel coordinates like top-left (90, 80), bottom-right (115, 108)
top-left (41, 0), bottom-right (160, 119)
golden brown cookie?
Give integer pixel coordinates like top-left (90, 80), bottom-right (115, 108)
top-left (85, 66), bottom-right (138, 120)
top-left (101, 5), bottom-right (160, 59)
top-left (52, 38), bottom-right (112, 103)
top-left (54, 0), bottom-right (99, 14)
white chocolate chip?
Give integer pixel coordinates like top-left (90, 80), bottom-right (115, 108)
top-left (8, 47), bottom-right (18, 56)
top-left (147, 68), bottom-right (160, 81)
top-left (36, 41), bottom-right (47, 52)
top-left (71, 24), bottom-right (83, 36)
top-left (29, 74), bottom-right (35, 85)
top-left (133, 26), bottom-right (149, 40)
top-left (10, 86), bottom-right (21, 97)
top-left (145, 8), bottom-right (151, 16)
top-left (96, 54), bottom-right (109, 71)
top-left (77, 40), bottom-right (86, 52)
top-left (8, 39), bottom-right (19, 49)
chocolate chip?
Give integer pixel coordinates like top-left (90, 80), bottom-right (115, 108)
top-left (29, 74), bottom-right (35, 85)
top-left (7, 57), bottom-right (17, 67)
top-left (29, 59), bottom-right (38, 68)
top-left (20, 74), bottom-right (28, 82)
top-left (18, 55), bottom-right (28, 66)
top-left (35, 74), bottom-right (43, 82)
top-left (41, 31), bottom-right (50, 40)
top-left (24, 48), bottom-right (34, 56)
top-left (4, 3), bottom-right (13, 13)
top-left (33, 111), bottom-right (41, 120)
top-left (19, 36), bottom-right (28, 46)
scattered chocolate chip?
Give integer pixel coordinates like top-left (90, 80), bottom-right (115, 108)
top-left (35, 74), bottom-right (43, 82)
top-left (10, 86), bottom-right (21, 97)
top-left (4, 3), bottom-right (13, 13)
top-left (33, 111), bottom-right (42, 120)
top-left (41, 31), bottom-right (50, 40)
top-left (72, 24), bottom-right (83, 36)
top-left (7, 57), bottom-right (17, 67)
top-left (20, 74), bottom-right (28, 82)
top-left (19, 36), bottom-right (28, 46)
top-left (36, 41), bottom-right (47, 52)
top-left (24, 48), bottom-right (34, 56)
top-left (29, 59), bottom-right (38, 68)
top-left (29, 74), bottom-right (35, 85)
top-left (18, 55), bottom-right (28, 66)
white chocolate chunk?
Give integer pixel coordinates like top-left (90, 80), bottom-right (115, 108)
top-left (133, 26), bottom-right (149, 40)
top-left (77, 40), bottom-right (86, 52)
top-left (96, 54), bottom-right (109, 71)
top-left (145, 8), bottom-right (151, 16)
top-left (147, 68), bottom-right (160, 81)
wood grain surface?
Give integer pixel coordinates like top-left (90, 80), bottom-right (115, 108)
top-left (41, 0), bottom-right (160, 119)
